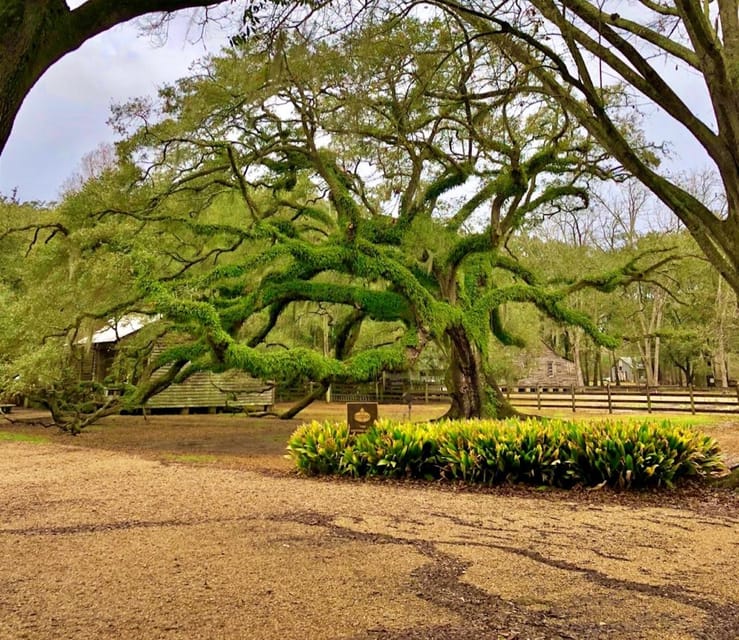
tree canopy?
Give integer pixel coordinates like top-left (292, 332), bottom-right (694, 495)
top-left (429, 0), bottom-right (739, 296)
top-left (4, 0), bottom-right (739, 311)
top-left (0, 16), bottom-right (686, 431)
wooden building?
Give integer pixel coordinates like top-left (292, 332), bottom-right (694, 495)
top-left (611, 357), bottom-right (643, 384)
top-left (78, 315), bottom-right (274, 412)
top-left (144, 370), bottom-right (274, 412)
top-left (512, 343), bottom-right (579, 390)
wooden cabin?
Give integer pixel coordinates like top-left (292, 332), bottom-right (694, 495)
top-left (144, 370), bottom-right (274, 412)
top-left (611, 357), bottom-right (643, 384)
top-left (76, 315), bottom-right (147, 383)
top-left (78, 315), bottom-right (274, 412)
top-left (512, 343), bottom-right (579, 390)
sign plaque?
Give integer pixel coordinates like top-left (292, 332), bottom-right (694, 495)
top-left (347, 402), bottom-right (378, 433)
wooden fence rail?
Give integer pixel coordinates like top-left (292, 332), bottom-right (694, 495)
top-left (501, 385), bottom-right (739, 415)
top-left (277, 381), bottom-right (449, 404)
top-left (278, 382), bottom-right (739, 414)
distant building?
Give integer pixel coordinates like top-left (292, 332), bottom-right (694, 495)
top-left (611, 357), bottom-right (643, 384)
top-left (514, 343), bottom-right (579, 389)
top-left (75, 315), bottom-right (273, 412)
top-left (76, 314), bottom-right (156, 382)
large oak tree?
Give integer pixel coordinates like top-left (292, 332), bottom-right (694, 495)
top-left (80, 19), bottom-right (672, 422)
top-left (1, 16), bottom-right (677, 430)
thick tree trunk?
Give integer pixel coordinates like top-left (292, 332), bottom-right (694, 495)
top-left (714, 277), bottom-right (730, 387)
top-left (443, 326), bottom-right (518, 420)
top-left (572, 332), bottom-right (585, 387)
top-left (593, 347), bottom-right (601, 386)
top-left (581, 351), bottom-right (590, 386)
top-left (675, 360), bottom-right (695, 386)
top-left (610, 351), bottom-right (620, 386)
top-left (638, 339), bottom-right (655, 387)
top-left (716, 351), bottom-right (729, 388)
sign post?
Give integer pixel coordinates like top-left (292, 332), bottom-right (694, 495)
top-left (347, 402), bottom-right (378, 433)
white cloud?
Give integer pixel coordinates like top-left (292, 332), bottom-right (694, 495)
top-left (0, 15), bottom-right (226, 202)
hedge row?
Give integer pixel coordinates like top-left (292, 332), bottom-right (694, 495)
top-left (286, 418), bottom-right (726, 489)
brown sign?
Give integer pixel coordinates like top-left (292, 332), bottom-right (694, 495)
top-left (347, 402), bottom-right (378, 432)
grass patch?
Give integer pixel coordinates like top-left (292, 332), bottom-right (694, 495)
top-left (0, 431), bottom-right (50, 444)
top-left (287, 417), bottom-right (727, 489)
top-left (164, 453), bottom-right (220, 464)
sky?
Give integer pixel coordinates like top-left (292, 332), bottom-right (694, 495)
top-left (0, 12), bottom-right (228, 203)
top-left (0, 6), bottom-right (716, 204)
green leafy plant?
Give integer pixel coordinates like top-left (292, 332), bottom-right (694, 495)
top-left (286, 420), bottom-right (352, 475)
top-left (287, 418), bottom-right (726, 489)
top-left (342, 420), bottom-right (440, 478)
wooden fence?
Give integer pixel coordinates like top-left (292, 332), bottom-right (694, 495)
top-left (278, 382), bottom-right (739, 414)
top-left (501, 385), bottom-right (739, 415)
top-left (276, 380), bottom-right (448, 404)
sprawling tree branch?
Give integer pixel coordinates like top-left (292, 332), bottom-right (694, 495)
top-left (429, 0), bottom-right (739, 296)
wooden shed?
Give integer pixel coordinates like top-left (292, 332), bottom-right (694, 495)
top-left (78, 315), bottom-right (274, 412)
top-left (76, 315), bottom-right (148, 383)
top-left (611, 357), bottom-right (643, 384)
top-left (513, 343), bottom-right (579, 390)
top-left (144, 370), bottom-right (274, 412)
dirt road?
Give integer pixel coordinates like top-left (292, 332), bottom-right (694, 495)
top-left (1, 411), bottom-right (738, 640)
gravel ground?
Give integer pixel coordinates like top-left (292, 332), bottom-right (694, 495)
top-left (0, 410), bottom-right (737, 640)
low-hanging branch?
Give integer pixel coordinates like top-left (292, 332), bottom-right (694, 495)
top-left (469, 283), bottom-right (618, 349)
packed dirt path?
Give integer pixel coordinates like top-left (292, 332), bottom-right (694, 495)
top-left (1, 410), bottom-right (738, 639)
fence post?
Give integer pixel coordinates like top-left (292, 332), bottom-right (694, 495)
top-left (646, 385), bottom-right (652, 413)
top-left (689, 384), bottom-right (695, 414)
top-left (537, 384), bottom-right (541, 411)
top-left (607, 383), bottom-right (613, 414)
top-left (571, 385), bottom-right (576, 413)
